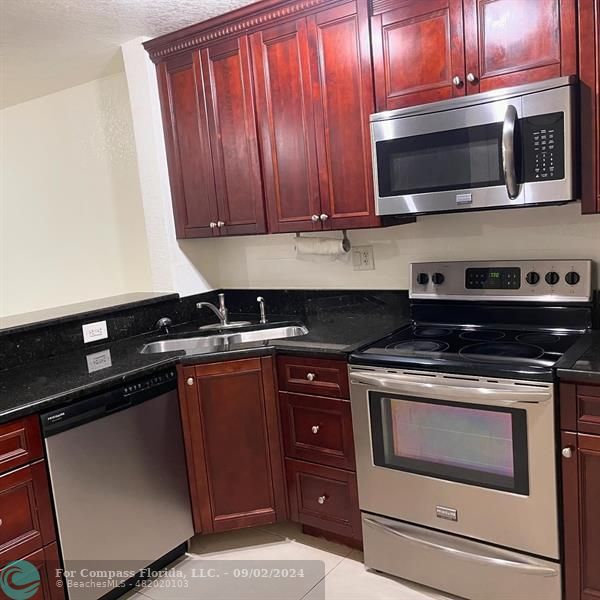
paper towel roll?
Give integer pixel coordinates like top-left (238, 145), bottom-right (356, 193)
top-left (295, 237), bottom-right (350, 257)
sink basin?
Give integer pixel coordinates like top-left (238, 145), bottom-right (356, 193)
top-left (140, 325), bottom-right (308, 355)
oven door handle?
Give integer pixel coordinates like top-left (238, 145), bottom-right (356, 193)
top-left (502, 104), bottom-right (520, 200)
top-left (349, 374), bottom-right (550, 404)
top-left (363, 517), bottom-right (558, 577)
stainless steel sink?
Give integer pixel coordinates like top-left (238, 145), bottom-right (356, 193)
top-left (140, 325), bottom-right (308, 355)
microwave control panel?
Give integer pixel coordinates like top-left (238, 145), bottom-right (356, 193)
top-left (521, 112), bottom-right (565, 182)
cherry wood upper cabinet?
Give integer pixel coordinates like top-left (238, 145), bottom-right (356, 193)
top-left (250, 19), bottom-right (322, 233)
top-left (157, 54), bottom-right (219, 238)
top-left (309, 1), bottom-right (378, 229)
top-left (251, 0), bottom-right (378, 232)
top-left (371, 0), bottom-right (466, 111)
top-left (462, 0), bottom-right (577, 93)
top-left (178, 357), bottom-right (287, 533)
top-left (201, 37), bottom-right (267, 235)
top-left (578, 0), bottom-right (600, 214)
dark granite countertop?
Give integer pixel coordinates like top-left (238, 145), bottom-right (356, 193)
top-left (0, 304), bottom-right (410, 424)
top-left (557, 331), bottom-right (600, 384)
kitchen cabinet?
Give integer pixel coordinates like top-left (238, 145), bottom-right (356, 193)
top-left (178, 357), bottom-right (287, 533)
top-left (560, 381), bottom-right (600, 600)
top-left (578, 0), bottom-right (600, 214)
top-left (277, 355), bottom-right (362, 546)
top-left (0, 416), bottom-right (64, 598)
top-left (371, 0), bottom-right (576, 111)
top-left (251, 0), bottom-right (378, 232)
top-left (157, 42), bottom-right (266, 239)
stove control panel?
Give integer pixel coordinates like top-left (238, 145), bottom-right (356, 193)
top-left (411, 260), bottom-right (593, 302)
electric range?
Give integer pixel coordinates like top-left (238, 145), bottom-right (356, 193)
top-left (348, 259), bottom-right (594, 600)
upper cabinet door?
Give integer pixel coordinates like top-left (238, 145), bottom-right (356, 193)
top-left (309, 1), bottom-right (378, 229)
top-left (371, 0), bottom-right (466, 111)
top-left (250, 19), bottom-right (322, 233)
top-left (463, 0), bottom-right (576, 93)
top-left (201, 37), bottom-right (266, 236)
top-left (157, 54), bottom-right (219, 238)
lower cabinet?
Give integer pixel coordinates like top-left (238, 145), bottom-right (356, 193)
top-left (286, 459), bottom-right (361, 541)
top-left (179, 357), bottom-right (287, 533)
top-left (560, 382), bottom-right (600, 600)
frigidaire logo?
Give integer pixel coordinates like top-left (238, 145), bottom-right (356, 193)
top-left (0, 560), bottom-right (41, 600)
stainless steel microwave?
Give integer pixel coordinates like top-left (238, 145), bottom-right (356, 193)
top-left (371, 76), bottom-right (577, 216)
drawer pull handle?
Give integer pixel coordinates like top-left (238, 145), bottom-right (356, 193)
top-left (306, 373), bottom-right (316, 381)
top-left (0, 518), bottom-right (3, 526)
top-left (317, 495), bottom-right (327, 505)
top-left (311, 425), bottom-right (320, 434)
top-left (186, 377), bottom-right (194, 386)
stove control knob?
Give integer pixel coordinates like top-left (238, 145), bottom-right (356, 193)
top-left (545, 271), bottom-right (560, 285)
top-left (565, 271), bottom-right (580, 286)
top-left (526, 271), bottom-right (540, 285)
top-left (431, 273), bottom-right (445, 285)
top-left (416, 273), bottom-right (429, 285)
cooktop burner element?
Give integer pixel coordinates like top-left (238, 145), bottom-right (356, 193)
top-left (413, 326), bottom-right (452, 338)
top-left (516, 333), bottom-right (561, 345)
top-left (459, 329), bottom-right (505, 342)
top-left (385, 340), bottom-right (450, 353)
top-left (459, 342), bottom-right (545, 361)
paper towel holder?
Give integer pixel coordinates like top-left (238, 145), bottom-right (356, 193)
top-left (294, 230), bottom-right (351, 252)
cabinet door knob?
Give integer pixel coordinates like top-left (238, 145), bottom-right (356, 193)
top-left (311, 214), bottom-right (320, 222)
top-left (466, 72), bottom-right (478, 84)
top-left (320, 213), bottom-right (329, 221)
top-left (317, 495), bottom-right (327, 505)
top-left (209, 222), bottom-right (217, 229)
top-left (311, 425), bottom-right (320, 434)
top-left (306, 372), bottom-right (316, 381)
top-left (562, 447), bottom-right (573, 458)
top-left (217, 221), bottom-right (225, 227)
top-left (452, 75), bottom-right (463, 87)
top-left (186, 377), bottom-right (194, 386)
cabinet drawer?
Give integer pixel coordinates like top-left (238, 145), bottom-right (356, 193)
top-left (0, 461), bottom-right (56, 563)
top-left (277, 356), bottom-right (349, 398)
top-left (0, 543), bottom-right (64, 600)
top-left (280, 392), bottom-right (355, 470)
top-left (0, 416), bottom-right (43, 475)
top-left (577, 385), bottom-right (600, 435)
top-left (286, 459), bottom-right (361, 540)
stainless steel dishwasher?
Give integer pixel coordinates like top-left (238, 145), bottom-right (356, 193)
top-left (41, 368), bottom-right (194, 600)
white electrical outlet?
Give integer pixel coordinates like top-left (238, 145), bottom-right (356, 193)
top-left (82, 320), bottom-right (108, 343)
top-left (352, 246), bottom-right (375, 271)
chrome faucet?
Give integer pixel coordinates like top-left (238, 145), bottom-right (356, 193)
top-left (257, 296), bottom-right (267, 324)
top-left (197, 293), bottom-right (229, 326)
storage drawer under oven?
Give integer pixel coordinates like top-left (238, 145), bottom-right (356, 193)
top-left (362, 513), bottom-right (561, 600)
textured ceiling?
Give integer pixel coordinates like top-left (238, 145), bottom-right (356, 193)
top-left (0, 0), bottom-right (259, 109)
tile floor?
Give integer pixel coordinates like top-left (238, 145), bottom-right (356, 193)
top-left (127, 521), bottom-right (458, 600)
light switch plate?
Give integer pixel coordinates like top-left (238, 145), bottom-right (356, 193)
top-left (82, 321), bottom-right (108, 343)
top-left (352, 246), bottom-right (375, 271)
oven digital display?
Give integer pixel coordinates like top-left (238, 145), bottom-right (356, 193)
top-left (466, 267), bottom-right (520, 290)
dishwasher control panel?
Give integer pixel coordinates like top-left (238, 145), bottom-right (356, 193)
top-left (41, 368), bottom-right (177, 437)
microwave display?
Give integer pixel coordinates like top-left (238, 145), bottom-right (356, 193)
top-left (466, 267), bottom-right (521, 289)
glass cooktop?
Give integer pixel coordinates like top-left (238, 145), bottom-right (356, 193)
top-left (352, 323), bottom-right (584, 380)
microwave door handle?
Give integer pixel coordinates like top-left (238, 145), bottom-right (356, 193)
top-left (502, 104), bottom-right (519, 199)
top-left (363, 518), bottom-right (559, 577)
top-left (349, 373), bottom-right (550, 404)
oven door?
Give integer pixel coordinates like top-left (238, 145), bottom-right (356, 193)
top-left (349, 367), bottom-right (559, 559)
top-left (371, 82), bottom-right (574, 216)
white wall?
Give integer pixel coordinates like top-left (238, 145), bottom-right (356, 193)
top-left (185, 202), bottom-right (600, 290)
top-left (0, 71), bottom-right (153, 317)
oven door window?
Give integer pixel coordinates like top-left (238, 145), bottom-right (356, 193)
top-left (369, 392), bottom-right (529, 495)
top-left (376, 122), bottom-right (506, 196)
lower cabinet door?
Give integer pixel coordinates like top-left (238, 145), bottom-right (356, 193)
top-left (286, 458), bottom-right (361, 540)
top-left (179, 357), bottom-right (287, 533)
top-left (0, 543), bottom-right (64, 600)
